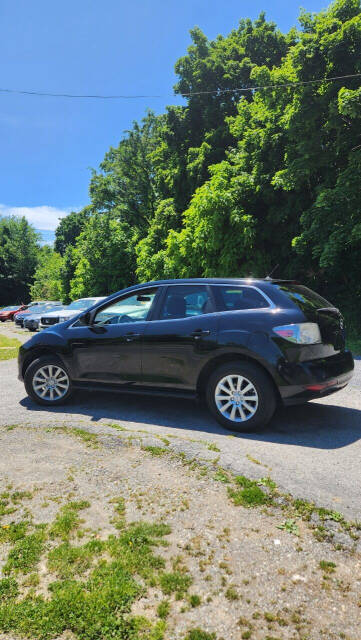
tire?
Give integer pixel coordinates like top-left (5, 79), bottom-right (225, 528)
top-left (24, 356), bottom-right (73, 406)
top-left (206, 361), bottom-right (276, 432)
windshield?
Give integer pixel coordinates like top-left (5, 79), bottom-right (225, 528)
top-left (67, 299), bottom-right (95, 310)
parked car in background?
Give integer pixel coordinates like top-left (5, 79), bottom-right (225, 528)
top-left (14, 301), bottom-right (62, 327)
top-left (39, 298), bottom-right (106, 330)
top-left (0, 304), bottom-right (27, 322)
top-left (19, 278), bottom-right (354, 431)
top-left (23, 303), bottom-right (63, 332)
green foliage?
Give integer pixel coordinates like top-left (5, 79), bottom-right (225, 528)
top-left (277, 519), bottom-right (300, 536)
top-left (69, 213), bottom-right (137, 298)
top-left (185, 630), bottom-right (217, 640)
top-left (3, 526), bottom-right (47, 574)
top-left (49, 501), bottom-right (90, 541)
top-left (0, 501), bottom-right (171, 639)
top-left (159, 571), bottom-right (192, 596)
top-left (0, 216), bottom-right (39, 305)
top-left (54, 208), bottom-right (90, 256)
top-left (228, 476), bottom-right (269, 507)
top-left (30, 246), bottom-right (64, 301)
top-left (157, 600), bottom-right (170, 619)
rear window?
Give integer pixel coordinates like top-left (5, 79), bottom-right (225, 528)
top-left (213, 286), bottom-right (269, 311)
top-left (275, 284), bottom-right (332, 311)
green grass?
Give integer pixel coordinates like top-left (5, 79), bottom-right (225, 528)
top-left (185, 631), bottom-right (217, 640)
top-left (3, 526), bottom-right (47, 574)
top-left (0, 335), bottom-right (21, 361)
top-left (143, 445), bottom-right (168, 457)
top-left (0, 501), bottom-right (173, 639)
top-left (49, 500), bottom-right (90, 541)
top-left (159, 571), bottom-right (193, 597)
top-left (228, 476), bottom-right (270, 508)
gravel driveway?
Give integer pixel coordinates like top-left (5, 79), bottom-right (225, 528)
top-left (0, 324), bottom-right (360, 520)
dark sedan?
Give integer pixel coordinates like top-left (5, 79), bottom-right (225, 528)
top-left (18, 278), bottom-right (354, 431)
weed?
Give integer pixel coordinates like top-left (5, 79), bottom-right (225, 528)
top-left (143, 445), bottom-right (168, 456)
top-left (48, 539), bottom-right (104, 578)
top-left (319, 560), bottom-right (336, 574)
top-left (0, 577), bottom-right (18, 602)
top-left (208, 443), bottom-right (220, 452)
top-left (277, 519), bottom-right (300, 536)
top-left (258, 477), bottom-right (277, 490)
top-left (214, 470), bottom-right (230, 483)
top-left (160, 571), bottom-right (192, 597)
top-left (228, 477), bottom-right (269, 507)
top-left (50, 500), bottom-right (90, 541)
top-left (185, 631), bottom-right (216, 640)
top-left (0, 521), bottom-right (28, 543)
top-left (157, 599), bottom-right (170, 619)
top-left (3, 526), bottom-right (47, 574)
top-left (189, 594), bottom-right (201, 607)
top-left (225, 586), bottom-right (239, 600)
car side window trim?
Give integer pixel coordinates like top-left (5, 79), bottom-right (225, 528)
top-left (211, 284), bottom-right (275, 311)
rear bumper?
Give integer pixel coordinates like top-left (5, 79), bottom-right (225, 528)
top-left (279, 350), bottom-right (354, 405)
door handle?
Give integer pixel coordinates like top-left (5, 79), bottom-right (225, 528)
top-left (191, 329), bottom-right (211, 339)
top-left (125, 333), bottom-right (141, 342)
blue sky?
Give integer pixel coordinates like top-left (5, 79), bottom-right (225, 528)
top-left (0, 0), bottom-right (327, 238)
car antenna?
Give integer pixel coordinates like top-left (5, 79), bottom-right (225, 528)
top-left (264, 264), bottom-right (279, 281)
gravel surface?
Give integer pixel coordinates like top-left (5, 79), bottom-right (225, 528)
top-left (0, 323), bottom-right (360, 521)
top-left (0, 426), bottom-right (360, 640)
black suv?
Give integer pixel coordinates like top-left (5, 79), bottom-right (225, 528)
top-left (18, 279), bottom-right (354, 431)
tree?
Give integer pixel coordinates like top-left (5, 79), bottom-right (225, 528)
top-left (54, 208), bottom-right (91, 256)
top-left (0, 216), bottom-right (39, 304)
top-left (69, 213), bottom-right (137, 299)
top-left (30, 247), bottom-right (64, 301)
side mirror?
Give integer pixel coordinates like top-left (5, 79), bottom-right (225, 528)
top-left (78, 311), bottom-right (92, 326)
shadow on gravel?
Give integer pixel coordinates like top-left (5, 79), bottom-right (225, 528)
top-left (20, 389), bottom-right (361, 450)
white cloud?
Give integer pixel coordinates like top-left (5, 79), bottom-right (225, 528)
top-left (0, 204), bottom-right (71, 231)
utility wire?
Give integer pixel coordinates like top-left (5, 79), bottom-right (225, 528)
top-left (0, 73), bottom-right (360, 100)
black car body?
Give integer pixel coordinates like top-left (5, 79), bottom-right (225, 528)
top-left (18, 278), bottom-right (354, 431)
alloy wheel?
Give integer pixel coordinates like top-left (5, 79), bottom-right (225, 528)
top-left (32, 365), bottom-right (69, 402)
top-left (215, 374), bottom-right (259, 422)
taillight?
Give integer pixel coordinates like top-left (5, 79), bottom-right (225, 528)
top-left (273, 323), bottom-right (321, 345)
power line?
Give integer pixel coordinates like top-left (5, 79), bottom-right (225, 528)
top-left (0, 73), bottom-right (360, 100)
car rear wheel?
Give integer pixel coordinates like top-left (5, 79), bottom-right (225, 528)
top-left (206, 361), bottom-right (276, 432)
top-left (24, 356), bottom-right (73, 406)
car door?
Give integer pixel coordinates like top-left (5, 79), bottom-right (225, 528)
top-left (68, 287), bottom-right (159, 384)
top-left (141, 284), bottom-right (219, 389)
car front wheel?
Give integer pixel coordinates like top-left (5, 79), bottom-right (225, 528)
top-left (206, 361), bottom-right (276, 432)
top-left (24, 356), bottom-right (73, 406)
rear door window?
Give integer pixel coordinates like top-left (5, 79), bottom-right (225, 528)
top-left (213, 286), bottom-right (269, 311)
top-left (159, 286), bottom-right (213, 319)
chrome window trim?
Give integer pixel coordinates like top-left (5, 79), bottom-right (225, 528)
top-left (69, 282), bottom-right (276, 328)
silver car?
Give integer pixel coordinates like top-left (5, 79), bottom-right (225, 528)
top-left (23, 303), bottom-right (63, 332)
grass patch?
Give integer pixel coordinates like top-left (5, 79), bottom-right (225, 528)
top-left (0, 335), bottom-right (21, 360)
top-left (207, 443), bottom-right (220, 452)
top-left (157, 599), bottom-right (170, 619)
top-left (0, 521), bottom-right (29, 544)
top-left (319, 560), bottom-right (336, 573)
top-left (52, 427), bottom-right (98, 448)
top-left (3, 526), bottom-right (47, 574)
top-left (277, 519), bottom-right (300, 536)
top-left (49, 500), bottom-right (90, 541)
top-left (143, 445), bottom-right (168, 457)
top-left (228, 476), bottom-right (269, 508)
top-left (0, 500), bottom-right (172, 639)
top-left (185, 631), bottom-right (216, 640)
top-left (48, 539), bottom-right (104, 579)
top-left (159, 571), bottom-right (192, 597)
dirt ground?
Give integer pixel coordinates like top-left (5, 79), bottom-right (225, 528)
top-left (0, 424), bottom-right (360, 640)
